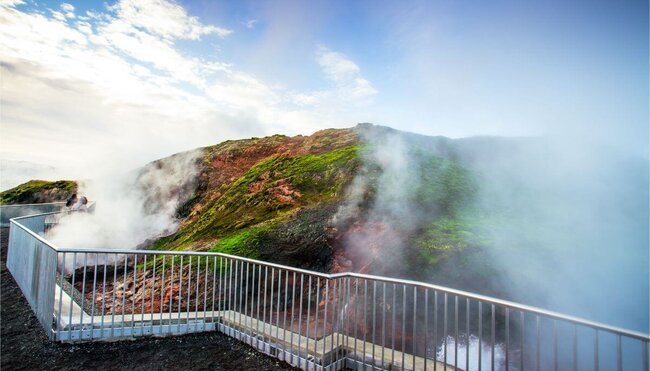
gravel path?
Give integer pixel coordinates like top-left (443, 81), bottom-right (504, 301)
top-left (0, 228), bottom-right (299, 371)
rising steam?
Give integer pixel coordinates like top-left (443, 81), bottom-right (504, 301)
top-left (46, 150), bottom-right (202, 250)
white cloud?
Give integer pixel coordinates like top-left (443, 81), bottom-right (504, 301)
top-left (292, 46), bottom-right (378, 107)
top-left (108, 0), bottom-right (232, 41)
top-left (60, 3), bottom-right (74, 13)
top-left (0, 1), bottom-right (378, 185)
top-left (317, 46), bottom-right (360, 83)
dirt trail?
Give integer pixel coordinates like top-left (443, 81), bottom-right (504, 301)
top-left (0, 228), bottom-right (298, 371)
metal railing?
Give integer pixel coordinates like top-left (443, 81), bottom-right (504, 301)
top-left (0, 202), bottom-right (66, 226)
top-left (6, 211), bottom-right (649, 371)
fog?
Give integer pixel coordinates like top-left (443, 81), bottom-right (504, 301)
top-left (46, 150), bottom-right (201, 250)
top-left (457, 135), bottom-right (649, 332)
top-left (336, 125), bottom-right (648, 333)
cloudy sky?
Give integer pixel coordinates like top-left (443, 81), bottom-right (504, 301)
top-left (0, 0), bottom-right (647, 183)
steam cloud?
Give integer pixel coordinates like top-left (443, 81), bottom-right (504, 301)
top-left (46, 150), bottom-right (201, 250)
top-left (336, 125), bottom-right (648, 333)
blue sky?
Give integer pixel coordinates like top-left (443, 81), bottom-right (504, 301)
top-left (0, 0), bottom-right (647, 178)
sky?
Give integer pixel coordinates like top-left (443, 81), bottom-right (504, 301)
top-left (0, 0), bottom-right (648, 183)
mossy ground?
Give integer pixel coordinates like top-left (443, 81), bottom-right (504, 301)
top-left (0, 180), bottom-right (77, 204)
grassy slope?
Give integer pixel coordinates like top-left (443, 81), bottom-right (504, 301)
top-left (152, 131), bottom-right (360, 265)
top-left (0, 180), bottom-right (77, 204)
top-left (150, 127), bottom-right (497, 282)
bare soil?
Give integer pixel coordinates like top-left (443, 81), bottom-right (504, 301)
top-left (0, 228), bottom-right (298, 371)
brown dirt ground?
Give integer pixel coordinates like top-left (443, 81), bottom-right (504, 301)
top-left (0, 228), bottom-right (299, 371)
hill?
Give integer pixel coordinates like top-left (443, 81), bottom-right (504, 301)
top-left (0, 180), bottom-right (77, 204)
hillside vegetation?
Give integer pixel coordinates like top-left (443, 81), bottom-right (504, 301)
top-left (143, 125), bottom-right (492, 285)
top-left (0, 180), bottom-right (77, 204)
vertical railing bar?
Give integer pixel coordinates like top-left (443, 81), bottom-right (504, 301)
top-left (492, 304), bottom-right (496, 371)
top-left (313, 276), bottom-right (320, 367)
top-left (99, 256), bottom-right (107, 337)
top-left (331, 277), bottom-right (337, 369)
top-left (132, 254), bottom-right (138, 333)
top-left (365, 280), bottom-right (370, 370)
top-left (185, 255), bottom-right (192, 334)
top-left (553, 320), bottom-right (558, 371)
top-left (536, 315), bottom-right (540, 371)
top-left (110, 255), bottom-right (117, 337)
top-left (314, 277), bottom-right (318, 369)
top-left (290, 271), bottom-right (296, 363)
top-left (211, 256), bottom-right (217, 324)
top-left (57, 252), bottom-right (65, 336)
top-left (229, 258), bottom-right (233, 330)
top-left (424, 289), bottom-right (428, 371)
top-left (232, 259), bottom-right (238, 334)
top-left (372, 281), bottom-right (377, 369)
top-left (402, 284), bottom-right (406, 371)
top-left (467, 298), bottom-right (471, 371)
top-left (244, 262), bottom-right (250, 343)
top-left (150, 255), bottom-right (157, 329)
top-left (356, 278), bottom-right (361, 368)
top-left (68, 252), bottom-right (77, 337)
top-left (444, 293), bottom-right (448, 371)
top-left (169, 256), bottom-right (175, 328)
top-left (506, 307), bottom-right (510, 371)
top-left (322, 279), bottom-right (329, 366)
top-left (218, 256), bottom-right (223, 329)
top-left (478, 301), bottom-right (482, 371)
top-left (256, 264), bottom-right (262, 347)
top-left (269, 266), bottom-right (275, 342)
top-left (345, 277), bottom-right (351, 367)
top-left (382, 282), bottom-right (387, 371)
top-left (90, 254), bottom-right (98, 339)
top-left (305, 275), bottom-right (312, 366)
top-left (276, 268), bottom-right (282, 354)
top-left (414, 286), bottom-right (418, 371)
top-left (177, 255), bottom-right (184, 331)
top-left (455, 296), bottom-right (459, 370)
top-left (616, 335), bottom-right (622, 371)
top-left (159, 256), bottom-right (166, 335)
top-left (520, 311), bottom-right (524, 371)
top-left (237, 260), bottom-right (243, 335)
top-left (642, 340), bottom-right (648, 371)
top-left (248, 263), bottom-right (255, 344)
top-left (283, 270), bottom-right (288, 358)
top-left (573, 324), bottom-right (577, 371)
top-left (194, 256), bottom-right (200, 329)
top-left (239, 260), bottom-right (245, 335)
top-left (121, 255), bottom-right (127, 336)
top-left (332, 278), bottom-right (343, 368)
top-left (203, 256), bottom-right (209, 328)
top-left (79, 253), bottom-right (87, 340)
top-left (332, 279), bottom-right (338, 366)
top-left (298, 273), bottom-right (304, 365)
top-left (262, 266), bottom-right (269, 338)
top-left (434, 290), bottom-right (438, 371)
top-left (141, 254), bottom-right (148, 335)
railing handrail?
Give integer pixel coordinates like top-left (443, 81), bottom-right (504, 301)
top-left (1, 201), bottom-right (66, 207)
top-left (9, 210), bottom-right (650, 342)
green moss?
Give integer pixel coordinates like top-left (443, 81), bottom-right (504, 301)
top-left (208, 228), bottom-right (267, 259)
top-left (170, 145), bottom-right (360, 247)
top-left (0, 180), bottom-right (77, 204)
